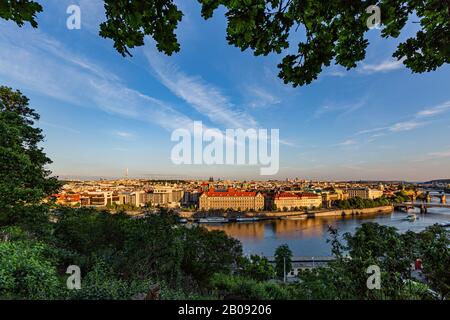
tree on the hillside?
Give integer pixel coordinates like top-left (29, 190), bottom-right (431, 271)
top-left (342, 222), bottom-right (414, 299)
top-left (240, 254), bottom-right (275, 281)
top-left (1, 0), bottom-right (448, 87)
top-left (298, 222), bottom-right (440, 300)
top-left (0, 239), bottom-right (61, 299)
top-left (210, 273), bottom-right (292, 299)
top-left (182, 226), bottom-right (243, 286)
top-left (274, 244), bottom-right (293, 279)
top-left (0, 86), bottom-right (60, 233)
top-left (418, 224), bottom-right (450, 299)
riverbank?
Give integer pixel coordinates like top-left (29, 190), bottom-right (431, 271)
top-left (179, 205), bottom-right (394, 221)
top-left (305, 205), bottom-right (394, 218)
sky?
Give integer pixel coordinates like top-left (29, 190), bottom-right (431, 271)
top-left (1, 0), bottom-right (449, 181)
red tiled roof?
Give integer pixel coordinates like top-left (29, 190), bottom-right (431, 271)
top-left (67, 194), bottom-right (81, 201)
top-left (275, 192), bottom-right (300, 199)
top-left (203, 188), bottom-right (257, 197)
top-left (301, 192), bottom-right (321, 198)
top-left (53, 194), bottom-right (80, 201)
top-left (274, 192), bottom-right (320, 199)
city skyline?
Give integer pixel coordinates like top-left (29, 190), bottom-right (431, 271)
top-left (1, 0), bottom-right (450, 181)
top-left (55, 173), bottom-right (448, 184)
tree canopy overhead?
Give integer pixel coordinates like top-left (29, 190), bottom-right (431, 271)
top-left (0, 0), bottom-right (448, 87)
top-left (0, 0), bottom-right (42, 27)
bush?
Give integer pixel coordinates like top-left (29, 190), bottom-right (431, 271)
top-left (0, 240), bottom-right (62, 299)
top-left (210, 273), bottom-right (293, 300)
top-left (333, 197), bottom-right (391, 210)
top-left (239, 255), bottom-right (274, 281)
top-left (69, 260), bottom-right (148, 300)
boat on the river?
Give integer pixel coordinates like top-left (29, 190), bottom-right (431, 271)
top-left (404, 213), bottom-right (417, 221)
top-left (236, 217), bottom-right (260, 222)
top-left (198, 217), bottom-right (229, 224)
top-left (438, 220), bottom-right (450, 227)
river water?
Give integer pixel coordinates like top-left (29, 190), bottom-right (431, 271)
top-left (205, 196), bottom-right (450, 257)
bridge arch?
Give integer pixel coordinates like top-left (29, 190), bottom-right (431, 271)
top-left (425, 192), bottom-right (447, 204)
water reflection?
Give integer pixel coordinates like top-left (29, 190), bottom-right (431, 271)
top-left (204, 204), bottom-right (450, 256)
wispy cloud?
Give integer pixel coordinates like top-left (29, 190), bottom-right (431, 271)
top-left (359, 58), bottom-right (404, 74)
top-left (413, 148), bottom-right (450, 162)
top-left (389, 120), bottom-right (425, 132)
top-left (428, 150), bottom-right (450, 158)
top-left (313, 105), bottom-right (331, 118)
top-left (355, 120), bottom-right (426, 143)
top-left (340, 162), bottom-right (366, 171)
top-left (144, 51), bottom-right (258, 129)
top-left (0, 22), bottom-right (194, 132)
top-left (113, 130), bottom-right (135, 139)
top-left (356, 127), bottom-right (389, 136)
top-left (279, 139), bottom-right (297, 147)
top-left (356, 100), bottom-right (450, 142)
top-left (314, 99), bottom-right (366, 119)
top-left (327, 70), bottom-right (347, 77)
top-left (415, 100), bottom-right (450, 118)
top-left (324, 64), bottom-right (347, 78)
top-left (336, 139), bottom-right (357, 147)
top-left (245, 85), bottom-right (281, 108)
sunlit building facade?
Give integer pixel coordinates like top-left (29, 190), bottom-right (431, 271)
top-left (273, 192), bottom-right (322, 210)
top-left (199, 188), bottom-right (264, 211)
top-left (346, 187), bottom-right (383, 200)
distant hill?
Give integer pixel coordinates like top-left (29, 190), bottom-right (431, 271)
top-left (421, 179), bottom-right (450, 185)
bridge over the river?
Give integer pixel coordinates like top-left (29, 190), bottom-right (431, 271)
top-left (395, 191), bottom-right (448, 213)
top-left (394, 202), bottom-right (450, 213)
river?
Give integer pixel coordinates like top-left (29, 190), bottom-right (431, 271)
top-left (204, 196), bottom-right (450, 257)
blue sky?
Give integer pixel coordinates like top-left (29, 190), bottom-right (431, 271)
top-left (1, 0), bottom-right (449, 181)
